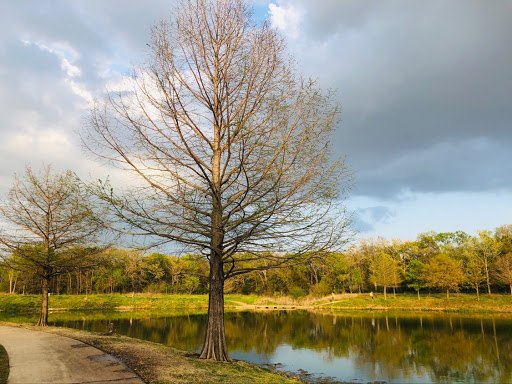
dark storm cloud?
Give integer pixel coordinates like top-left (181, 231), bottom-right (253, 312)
top-left (277, 0), bottom-right (512, 199)
top-left (1, 0), bottom-right (511, 204)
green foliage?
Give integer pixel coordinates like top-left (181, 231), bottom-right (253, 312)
top-left (405, 260), bottom-right (425, 294)
top-left (423, 254), bottom-right (465, 298)
top-left (288, 287), bottom-right (307, 299)
top-left (2, 224), bottom-right (512, 299)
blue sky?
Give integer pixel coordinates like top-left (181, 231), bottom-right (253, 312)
top-left (0, 0), bottom-right (511, 241)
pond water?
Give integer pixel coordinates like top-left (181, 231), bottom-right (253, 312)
top-left (52, 310), bottom-right (512, 383)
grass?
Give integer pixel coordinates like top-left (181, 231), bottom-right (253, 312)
top-left (0, 293), bottom-right (262, 313)
top-left (1, 292), bottom-right (512, 316)
top-left (0, 293), bottom-right (210, 313)
top-left (0, 344), bottom-right (8, 384)
top-left (316, 292), bottom-right (512, 313)
top-left (0, 323), bottom-right (297, 384)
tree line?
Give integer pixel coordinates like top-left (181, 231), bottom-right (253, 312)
top-left (2, 225), bottom-right (511, 300)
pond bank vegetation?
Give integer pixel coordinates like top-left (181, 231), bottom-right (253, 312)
top-left (1, 292), bottom-right (512, 317)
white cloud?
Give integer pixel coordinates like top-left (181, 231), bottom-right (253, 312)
top-left (21, 38), bottom-right (93, 105)
top-left (268, 2), bottom-right (303, 39)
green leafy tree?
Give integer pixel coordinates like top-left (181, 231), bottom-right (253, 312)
top-left (495, 225), bottom-right (512, 255)
top-left (405, 260), bottom-right (425, 299)
top-left (422, 254), bottom-right (464, 300)
top-left (370, 252), bottom-right (400, 301)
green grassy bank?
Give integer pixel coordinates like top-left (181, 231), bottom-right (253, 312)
top-left (316, 292), bottom-right (512, 313)
top-left (0, 293), bottom-right (260, 313)
top-left (1, 292), bottom-right (512, 315)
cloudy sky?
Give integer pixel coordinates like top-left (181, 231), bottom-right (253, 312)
top-left (0, 0), bottom-right (510, 241)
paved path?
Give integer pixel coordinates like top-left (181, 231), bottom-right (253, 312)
top-left (0, 326), bottom-right (144, 384)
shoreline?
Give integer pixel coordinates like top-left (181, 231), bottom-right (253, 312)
top-left (2, 292), bottom-right (512, 315)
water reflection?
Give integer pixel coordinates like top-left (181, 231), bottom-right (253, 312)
top-left (54, 311), bottom-right (512, 383)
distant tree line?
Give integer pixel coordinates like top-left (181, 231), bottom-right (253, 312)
top-left (2, 226), bottom-right (511, 300)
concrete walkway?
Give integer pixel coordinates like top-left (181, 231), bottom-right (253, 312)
top-left (0, 326), bottom-right (144, 384)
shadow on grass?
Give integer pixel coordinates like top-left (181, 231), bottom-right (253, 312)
top-left (0, 344), bottom-right (9, 384)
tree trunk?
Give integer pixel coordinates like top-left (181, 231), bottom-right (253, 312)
top-left (393, 286), bottom-right (396, 298)
top-left (8, 273), bottom-right (13, 294)
top-left (37, 277), bottom-right (49, 326)
top-left (509, 284), bottom-right (512, 299)
top-left (383, 285), bottom-right (387, 301)
top-left (485, 262), bottom-right (491, 296)
top-left (199, 95), bottom-right (229, 361)
top-left (446, 289), bottom-right (450, 300)
top-left (476, 284), bottom-right (480, 301)
top-left (199, 256), bottom-right (229, 361)
top-left (417, 289), bottom-right (420, 300)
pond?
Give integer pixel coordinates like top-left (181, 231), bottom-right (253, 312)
top-left (51, 310), bottom-right (511, 383)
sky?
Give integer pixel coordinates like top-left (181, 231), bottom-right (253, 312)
top-left (0, 0), bottom-right (510, 242)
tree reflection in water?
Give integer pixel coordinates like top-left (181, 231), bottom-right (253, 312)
top-left (56, 311), bottom-right (512, 383)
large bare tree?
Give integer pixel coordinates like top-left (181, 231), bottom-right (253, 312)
top-left (0, 166), bottom-right (102, 326)
top-left (84, 0), bottom-right (350, 360)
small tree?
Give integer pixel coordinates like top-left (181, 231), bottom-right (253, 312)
top-left (466, 231), bottom-right (501, 296)
top-left (493, 253), bottom-right (512, 298)
top-left (463, 248), bottom-right (485, 301)
top-left (0, 166), bottom-right (103, 326)
top-left (422, 254), bottom-right (464, 300)
top-left (370, 252), bottom-right (400, 301)
top-left (405, 259), bottom-right (424, 299)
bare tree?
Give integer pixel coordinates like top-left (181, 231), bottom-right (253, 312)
top-left (466, 231), bottom-right (501, 296)
top-left (493, 254), bottom-right (512, 298)
top-left (83, 0), bottom-right (350, 361)
top-left (0, 166), bottom-right (103, 326)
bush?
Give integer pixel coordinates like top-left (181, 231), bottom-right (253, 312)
top-left (288, 287), bottom-right (307, 299)
top-left (309, 281), bottom-right (332, 298)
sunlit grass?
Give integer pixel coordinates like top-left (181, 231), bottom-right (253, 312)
top-left (1, 292), bottom-right (512, 318)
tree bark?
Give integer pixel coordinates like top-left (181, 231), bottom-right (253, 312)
top-left (36, 277), bottom-right (49, 326)
top-left (198, 81), bottom-right (230, 361)
top-left (476, 284), bottom-right (480, 301)
top-left (199, 256), bottom-right (229, 361)
top-left (417, 289), bottom-right (420, 300)
top-left (446, 289), bottom-right (450, 300)
top-left (383, 285), bottom-right (387, 301)
top-left (485, 262), bottom-right (491, 296)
